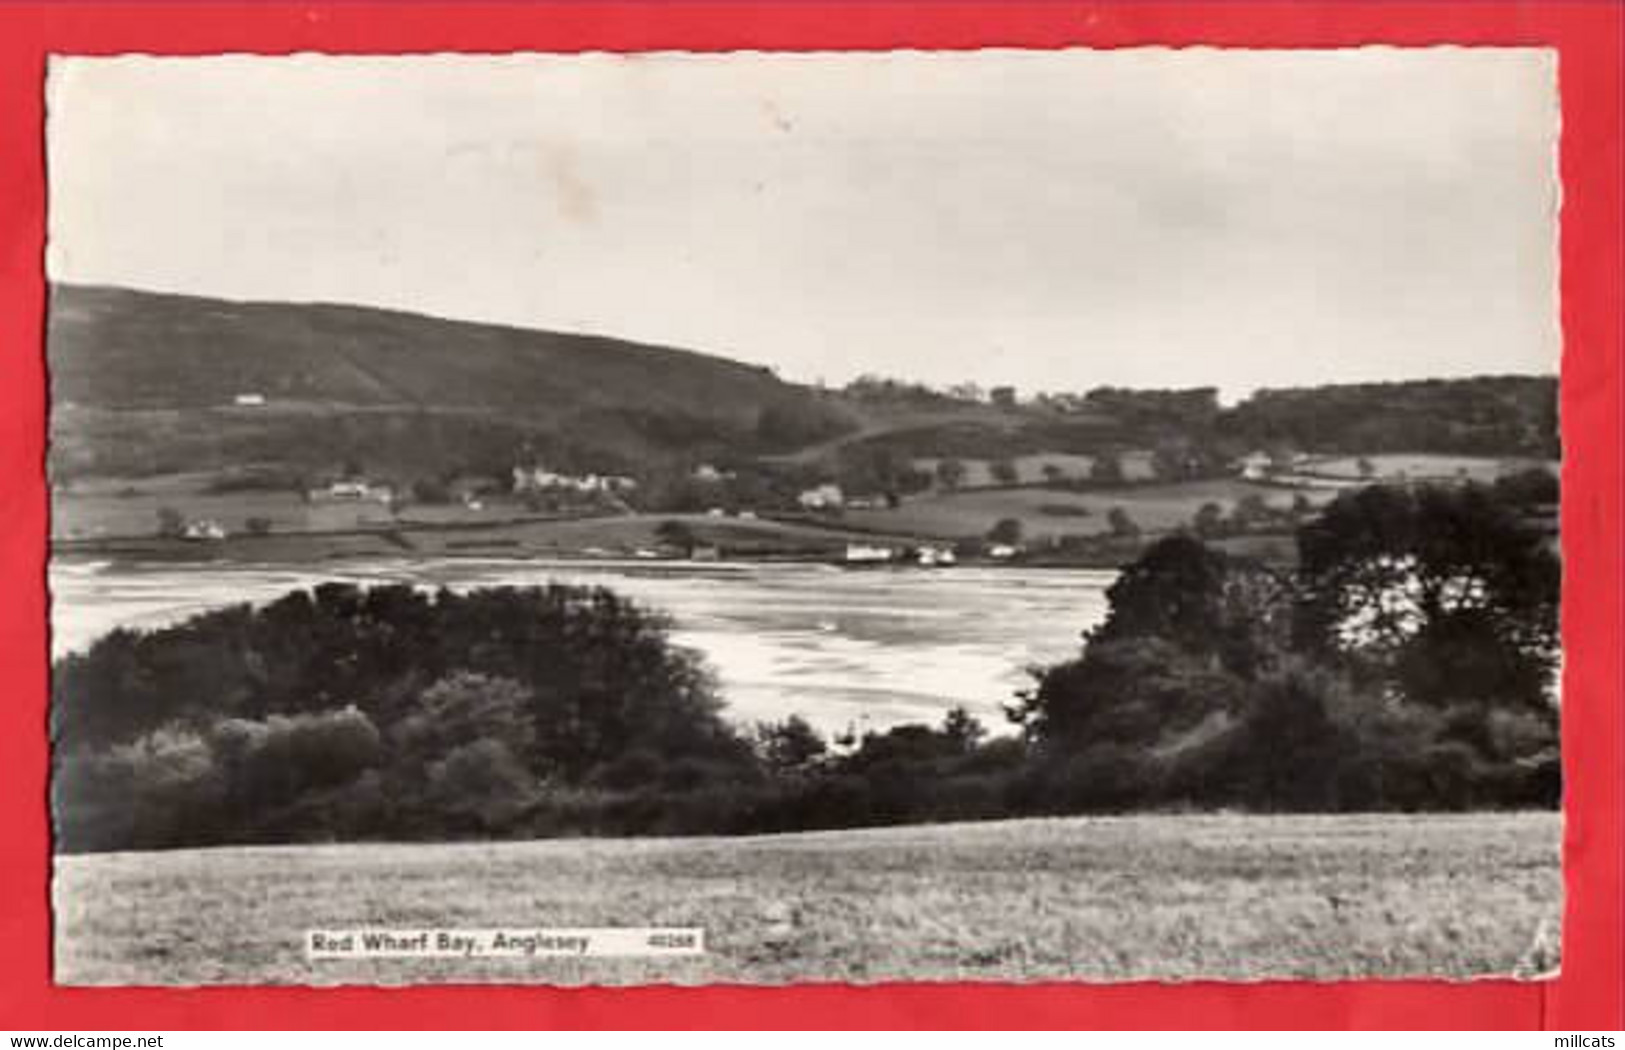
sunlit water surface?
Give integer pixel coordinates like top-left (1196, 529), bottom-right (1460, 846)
top-left (49, 559), bottom-right (1114, 734)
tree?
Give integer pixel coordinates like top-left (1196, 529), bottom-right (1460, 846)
top-left (1493, 467), bottom-right (1559, 507)
top-left (392, 672), bottom-right (536, 765)
top-left (837, 444), bottom-right (928, 498)
top-left (1230, 493), bottom-right (1271, 530)
top-left (1356, 456), bottom-right (1377, 480)
top-left (755, 401), bottom-right (852, 451)
top-left (987, 518), bottom-right (1024, 546)
top-left (156, 506), bottom-right (185, 538)
top-left (424, 737), bottom-right (538, 833)
top-left (1106, 506), bottom-right (1139, 539)
top-left (655, 519), bottom-right (696, 551)
top-left (989, 459), bottom-right (1019, 486)
top-left (1192, 502), bottom-right (1225, 538)
top-left (1090, 534), bottom-right (1288, 669)
top-left (1012, 536), bottom-right (1347, 811)
top-left (935, 458), bottom-right (967, 491)
top-left (941, 706), bottom-right (987, 753)
top-left (1090, 454), bottom-right (1125, 485)
top-left (1152, 443), bottom-right (1193, 482)
top-left (244, 516), bottom-right (274, 536)
top-left (1042, 463), bottom-right (1066, 485)
top-left (1020, 634), bottom-right (1246, 752)
top-left (411, 477), bottom-right (453, 505)
top-left (754, 716), bottom-right (828, 773)
top-left (1296, 483), bottom-right (1560, 713)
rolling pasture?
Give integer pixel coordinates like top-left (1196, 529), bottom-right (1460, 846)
top-left (842, 479), bottom-right (1328, 542)
top-left (54, 811), bottom-right (1560, 985)
top-left (1296, 453), bottom-right (1552, 484)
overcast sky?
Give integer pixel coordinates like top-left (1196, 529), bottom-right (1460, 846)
top-left (47, 49), bottom-right (1558, 400)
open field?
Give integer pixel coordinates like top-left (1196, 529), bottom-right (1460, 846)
top-left (843, 479), bottom-right (1331, 542)
top-left (909, 452), bottom-right (1158, 487)
top-left (53, 811), bottom-right (1560, 985)
top-left (1295, 454), bottom-right (1555, 483)
top-left (53, 486), bottom-right (389, 540)
top-left (52, 510), bottom-right (935, 565)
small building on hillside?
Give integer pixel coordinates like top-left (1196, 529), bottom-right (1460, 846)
top-left (232, 392), bottom-right (267, 407)
top-left (182, 518), bottom-right (228, 542)
top-left (798, 483), bottom-right (845, 511)
top-left (512, 465), bottom-right (564, 493)
top-left (692, 463), bottom-right (729, 483)
top-left (1236, 451), bottom-right (1274, 481)
top-left (318, 479), bottom-right (393, 504)
top-left (513, 464), bottom-right (638, 495)
top-left (844, 543), bottom-right (896, 564)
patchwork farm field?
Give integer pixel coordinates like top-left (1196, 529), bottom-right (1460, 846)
top-left (1296, 454), bottom-right (1555, 483)
top-left (843, 479), bottom-right (1329, 542)
top-left (53, 811), bottom-right (1561, 985)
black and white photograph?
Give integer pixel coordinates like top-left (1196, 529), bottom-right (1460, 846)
top-left (46, 48), bottom-right (1563, 986)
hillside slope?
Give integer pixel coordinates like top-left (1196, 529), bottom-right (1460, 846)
top-left (49, 284), bottom-right (829, 415)
top-left (48, 284), bottom-right (852, 476)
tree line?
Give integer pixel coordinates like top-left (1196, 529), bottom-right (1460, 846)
top-left (52, 477), bottom-right (1559, 852)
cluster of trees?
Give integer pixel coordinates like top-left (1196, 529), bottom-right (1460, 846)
top-left (1012, 481), bottom-right (1560, 812)
top-left (752, 400), bottom-right (856, 452)
top-left (52, 585), bottom-right (756, 851)
top-left (1188, 493), bottom-right (1316, 539)
top-left (53, 478), bottom-right (1559, 853)
top-left (1220, 377), bottom-right (1558, 459)
top-left (840, 375), bottom-right (969, 408)
top-left (640, 460), bottom-right (825, 515)
top-left (50, 580), bottom-right (1031, 851)
top-left (1079, 387), bottom-right (1223, 430)
top-left (836, 444), bottom-right (934, 499)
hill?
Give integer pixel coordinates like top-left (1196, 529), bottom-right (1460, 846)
top-left (1220, 376), bottom-right (1559, 459)
top-left (48, 284), bottom-right (853, 477)
top-left (47, 284), bottom-right (1558, 516)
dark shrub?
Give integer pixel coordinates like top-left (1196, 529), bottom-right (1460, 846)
top-left (53, 583), bottom-right (757, 851)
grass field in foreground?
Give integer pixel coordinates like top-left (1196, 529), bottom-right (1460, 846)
top-left (53, 812), bottom-right (1561, 986)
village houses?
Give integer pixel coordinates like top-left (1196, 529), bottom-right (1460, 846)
top-left (797, 483), bottom-right (844, 511)
top-left (512, 464), bottom-right (638, 496)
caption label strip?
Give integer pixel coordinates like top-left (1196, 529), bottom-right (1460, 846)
top-left (307, 928), bottom-right (705, 959)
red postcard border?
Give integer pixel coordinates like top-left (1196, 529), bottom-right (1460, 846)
top-left (0, 0), bottom-right (1618, 1031)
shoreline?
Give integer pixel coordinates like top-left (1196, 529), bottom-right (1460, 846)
top-left (50, 527), bottom-right (1146, 571)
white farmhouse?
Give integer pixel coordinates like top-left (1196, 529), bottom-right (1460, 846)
top-left (798, 483), bottom-right (844, 511)
top-left (1236, 451), bottom-right (1274, 481)
top-left (182, 519), bottom-right (228, 542)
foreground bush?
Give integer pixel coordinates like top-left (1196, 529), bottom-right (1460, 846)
top-left (1013, 484), bottom-right (1560, 814)
top-left (53, 584), bottom-right (757, 851)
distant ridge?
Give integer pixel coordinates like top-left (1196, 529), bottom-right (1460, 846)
top-left (49, 283), bottom-right (801, 417)
top-left (47, 283), bottom-right (869, 477)
top-left (46, 284), bottom-right (1558, 483)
